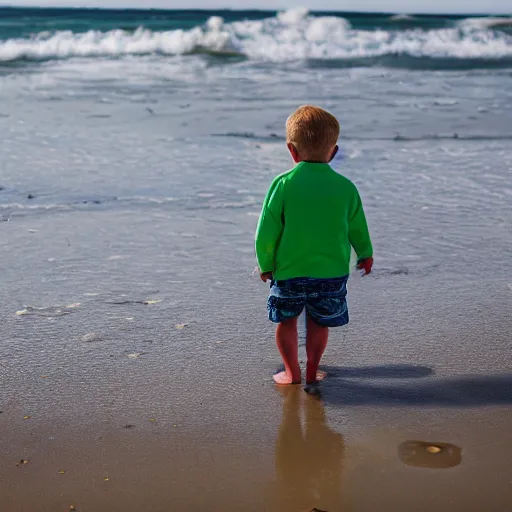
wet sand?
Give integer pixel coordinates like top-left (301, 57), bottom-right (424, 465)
top-left (1, 205), bottom-right (511, 511)
top-left (1, 14), bottom-right (512, 505)
top-left (2, 366), bottom-right (512, 512)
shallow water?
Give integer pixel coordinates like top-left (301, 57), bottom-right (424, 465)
top-left (1, 7), bottom-right (512, 512)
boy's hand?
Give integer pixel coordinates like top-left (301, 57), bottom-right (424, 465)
top-left (357, 257), bottom-right (374, 276)
top-left (260, 272), bottom-right (273, 283)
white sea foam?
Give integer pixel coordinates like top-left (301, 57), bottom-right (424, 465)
top-left (277, 7), bottom-right (310, 25)
top-left (458, 17), bottom-right (512, 30)
top-left (0, 25), bottom-right (241, 62)
top-left (0, 10), bottom-right (510, 64)
top-left (390, 14), bottom-right (417, 21)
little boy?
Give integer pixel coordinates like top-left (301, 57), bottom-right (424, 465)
top-left (255, 105), bottom-right (373, 386)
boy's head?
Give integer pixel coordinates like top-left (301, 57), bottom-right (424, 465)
top-left (286, 105), bottom-right (340, 163)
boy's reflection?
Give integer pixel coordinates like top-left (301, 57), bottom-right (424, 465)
top-left (275, 388), bottom-right (344, 512)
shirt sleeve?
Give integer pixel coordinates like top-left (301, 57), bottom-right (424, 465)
top-left (348, 188), bottom-right (373, 260)
top-left (255, 177), bottom-right (285, 273)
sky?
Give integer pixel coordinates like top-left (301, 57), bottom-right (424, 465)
top-left (1, 0), bottom-right (511, 14)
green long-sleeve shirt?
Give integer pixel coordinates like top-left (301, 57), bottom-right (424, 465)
top-left (255, 162), bottom-right (373, 280)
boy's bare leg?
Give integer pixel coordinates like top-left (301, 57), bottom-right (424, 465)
top-left (273, 317), bottom-right (302, 385)
top-left (306, 315), bottom-right (329, 385)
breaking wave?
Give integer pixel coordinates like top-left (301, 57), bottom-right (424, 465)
top-left (0, 9), bottom-right (510, 68)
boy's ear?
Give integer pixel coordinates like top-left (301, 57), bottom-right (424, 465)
top-left (329, 145), bottom-right (339, 162)
top-left (287, 143), bottom-right (300, 163)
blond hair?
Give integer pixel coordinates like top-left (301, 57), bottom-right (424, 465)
top-left (286, 105), bottom-right (340, 161)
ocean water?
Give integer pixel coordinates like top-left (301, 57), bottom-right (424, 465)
top-left (1, 8), bottom-right (512, 510)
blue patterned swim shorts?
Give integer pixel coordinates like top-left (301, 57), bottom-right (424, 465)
top-left (268, 277), bottom-right (349, 327)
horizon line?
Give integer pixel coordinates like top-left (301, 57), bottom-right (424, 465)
top-left (0, 5), bottom-right (510, 17)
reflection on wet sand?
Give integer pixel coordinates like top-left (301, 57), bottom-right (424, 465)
top-left (275, 388), bottom-right (344, 512)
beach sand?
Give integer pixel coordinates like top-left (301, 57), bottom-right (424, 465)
top-left (1, 207), bottom-right (511, 511)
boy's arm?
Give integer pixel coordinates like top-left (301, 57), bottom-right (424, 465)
top-left (255, 178), bottom-right (285, 275)
top-left (348, 189), bottom-right (373, 262)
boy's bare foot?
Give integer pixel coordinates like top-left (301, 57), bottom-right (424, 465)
top-left (305, 369), bottom-right (327, 386)
top-left (316, 370), bottom-right (327, 381)
top-left (305, 370), bottom-right (326, 387)
top-left (273, 371), bottom-right (301, 385)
